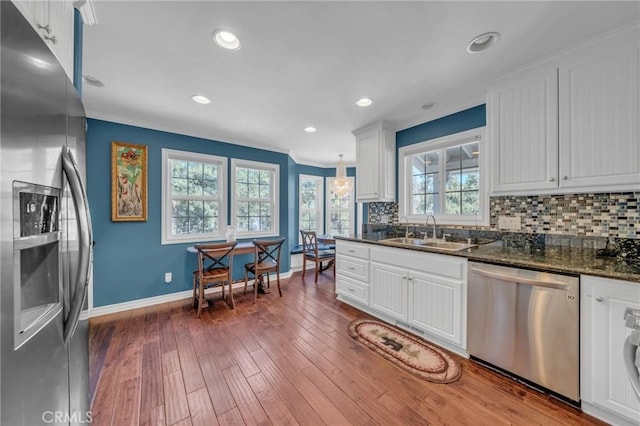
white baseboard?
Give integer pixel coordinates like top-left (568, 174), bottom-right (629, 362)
top-left (89, 270), bottom-right (293, 318)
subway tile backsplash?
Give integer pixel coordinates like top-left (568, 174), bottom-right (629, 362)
top-left (368, 192), bottom-right (639, 239)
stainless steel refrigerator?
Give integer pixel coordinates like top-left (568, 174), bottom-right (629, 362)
top-left (1, 2), bottom-right (93, 425)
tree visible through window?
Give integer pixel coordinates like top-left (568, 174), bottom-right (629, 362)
top-left (410, 141), bottom-right (479, 216)
top-left (327, 177), bottom-right (354, 237)
top-left (162, 149), bottom-right (226, 244)
top-left (232, 159), bottom-right (279, 237)
top-left (299, 175), bottom-right (323, 235)
top-left (400, 129), bottom-right (484, 225)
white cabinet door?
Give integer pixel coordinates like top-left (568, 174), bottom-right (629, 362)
top-left (355, 128), bottom-right (380, 201)
top-left (558, 37), bottom-right (640, 190)
top-left (581, 276), bottom-right (640, 425)
top-left (46, 0), bottom-right (74, 80)
top-left (409, 271), bottom-right (464, 347)
top-left (354, 122), bottom-right (396, 202)
top-left (370, 262), bottom-right (408, 322)
top-left (489, 66), bottom-right (559, 193)
top-left (12, 0), bottom-right (74, 81)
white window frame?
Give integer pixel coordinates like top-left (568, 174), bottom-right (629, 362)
top-left (398, 128), bottom-right (488, 226)
top-left (161, 149), bottom-right (227, 245)
top-left (299, 174), bottom-right (324, 240)
top-left (231, 158), bottom-right (280, 238)
top-left (326, 176), bottom-right (355, 237)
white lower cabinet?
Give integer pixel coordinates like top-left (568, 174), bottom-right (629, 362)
top-left (370, 262), bottom-right (408, 322)
top-left (336, 240), bottom-right (467, 355)
top-left (581, 275), bottom-right (640, 426)
top-left (335, 240), bottom-right (370, 307)
top-left (409, 271), bottom-right (464, 347)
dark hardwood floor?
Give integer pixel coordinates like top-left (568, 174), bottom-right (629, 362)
top-left (89, 271), bottom-right (605, 426)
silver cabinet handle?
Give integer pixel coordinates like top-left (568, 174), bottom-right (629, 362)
top-left (347, 288), bottom-right (355, 292)
top-left (38, 23), bottom-right (52, 34)
top-left (62, 147), bottom-right (93, 344)
top-left (595, 296), bottom-right (604, 302)
top-left (562, 176), bottom-right (568, 180)
top-left (549, 177), bottom-right (556, 182)
top-left (347, 266), bottom-right (355, 270)
top-left (44, 34), bottom-right (57, 45)
top-left (348, 250), bottom-right (355, 253)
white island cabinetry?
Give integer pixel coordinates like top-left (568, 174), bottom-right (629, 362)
top-left (335, 239), bottom-right (467, 355)
top-left (335, 240), bottom-right (371, 307)
top-left (581, 275), bottom-right (640, 426)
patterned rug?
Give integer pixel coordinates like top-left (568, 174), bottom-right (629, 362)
top-left (348, 318), bottom-right (462, 383)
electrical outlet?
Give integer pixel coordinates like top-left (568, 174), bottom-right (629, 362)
top-left (498, 216), bottom-right (521, 231)
top-left (164, 272), bottom-right (172, 283)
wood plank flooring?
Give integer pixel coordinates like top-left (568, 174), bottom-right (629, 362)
top-left (89, 272), bottom-right (605, 426)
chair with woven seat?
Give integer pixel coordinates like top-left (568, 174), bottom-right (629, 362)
top-left (243, 238), bottom-right (286, 304)
top-left (300, 230), bottom-right (335, 282)
top-left (192, 241), bottom-right (237, 317)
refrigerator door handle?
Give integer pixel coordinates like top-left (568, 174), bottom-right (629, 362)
top-left (61, 146), bottom-right (93, 344)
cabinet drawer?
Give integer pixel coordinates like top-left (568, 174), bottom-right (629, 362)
top-left (336, 275), bottom-right (369, 305)
top-left (370, 246), bottom-right (465, 280)
top-left (336, 256), bottom-right (369, 281)
top-left (336, 240), bottom-right (370, 260)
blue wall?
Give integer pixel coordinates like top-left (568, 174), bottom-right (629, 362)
top-left (396, 104), bottom-right (486, 148)
top-left (293, 164), bottom-right (357, 240)
top-left (87, 119), bottom-right (293, 307)
top-left (87, 106), bottom-right (482, 307)
top-left (394, 104), bottom-right (486, 201)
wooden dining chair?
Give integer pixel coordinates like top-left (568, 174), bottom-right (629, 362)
top-left (300, 230), bottom-right (335, 282)
top-left (243, 238), bottom-right (286, 304)
top-left (192, 241), bottom-right (237, 317)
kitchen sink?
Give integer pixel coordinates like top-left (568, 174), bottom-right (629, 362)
top-left (381, 237), bottom-right (476, 252)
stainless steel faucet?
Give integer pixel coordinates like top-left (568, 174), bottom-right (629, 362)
top-left (398, 216), bottom-right (412, 238)
top-left (424, 214), bottom-right (437, 240)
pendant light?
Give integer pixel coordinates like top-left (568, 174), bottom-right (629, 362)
top-left (329, 154), bottom-right (353, 198)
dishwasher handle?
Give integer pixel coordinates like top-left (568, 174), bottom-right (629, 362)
top-left (470, 265), bottom-right (574, 290)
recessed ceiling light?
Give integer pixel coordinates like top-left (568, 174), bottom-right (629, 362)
top-left (356, 98), bottom-right (373, 107)
top-left (466, 32), bottom-right (500, 53)
top-left (82, 75), bottom-right (104, 87)
top-left (304, 126), bottom-right (317, 133)
top-left (191, 95), bottom-right (211, 104)
top-left (213, 30), bottom-right (240, 50)
top-left (421, 102), bottom-right (436, 110)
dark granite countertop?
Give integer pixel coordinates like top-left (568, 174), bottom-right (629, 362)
top-left (335, 234), bottom-right (640, 283)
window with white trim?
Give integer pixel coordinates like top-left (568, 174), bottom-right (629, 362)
top-left (326, 177), bottom-right (354, 237)
top-left (398, 128), bottom-right (486, 225)
top-left (161, 149), bottom-right (227, 244)
top-left (299, 174), bottom-right (324, 237)
top-left (231, 159), bottom-right (279, 237)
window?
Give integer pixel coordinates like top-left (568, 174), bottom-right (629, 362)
top-left (299, 175), bottom-right (324, 237)
top-left (326, 177), bottom-right (354, 237)
top-left (399, 128), bottom-right (486, 225)
top-left (231, 159), bottom-right (279, 237)
top-left (161, 149), bottom-right (227, 244)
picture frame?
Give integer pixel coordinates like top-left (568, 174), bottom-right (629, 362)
top-left (111, 141), bottom-right (148, 221)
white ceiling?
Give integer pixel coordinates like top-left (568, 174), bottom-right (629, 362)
top-left (82, 1), bottom-right (639, 167)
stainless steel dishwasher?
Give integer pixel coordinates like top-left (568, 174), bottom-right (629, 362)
top-left (467, 262), bottom-right (580, 402)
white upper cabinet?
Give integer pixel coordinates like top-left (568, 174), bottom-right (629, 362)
top-left (12, 0), bottom-right (75, 81)
top-left (489, 66), bottom-right (559, 193)
top-left (489, 26), bottom-right (640, 195)
top-left (353, 121), bottom-right (396, 202)
top-left (558, 36), bottom-right (640, 190)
